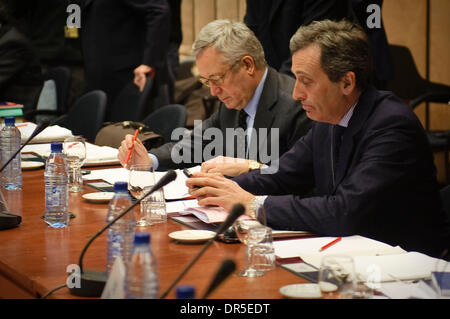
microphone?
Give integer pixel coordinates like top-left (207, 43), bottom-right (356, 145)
top-left (201, 259), bottom-right (236, 299)
top-left (0, 114), bottom-right (68, 231)
top-left (68, 170), bottom-right (177, 297)
top-left (160, 203), bottom-right (245, 298)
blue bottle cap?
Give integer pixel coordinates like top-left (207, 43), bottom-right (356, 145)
top-left (176, 285), bottom-right (195, 299)
top-left (50, 142), bottom-right (63, 152)
top-left (134, 232), bottom-right (150, 245)
top-left (113, 181), bottom-right (128, 192)
top-left (4, 117), bottom-right (15, 125)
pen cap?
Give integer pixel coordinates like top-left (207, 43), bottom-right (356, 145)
top-left (113, 181), bottom-right (128, 193)
top-left (176, 285), bottom-right (195, 299)
top-left (51, 142), bottom-right (63, 153)
top-left (4, 117), bottom-right (15, 126)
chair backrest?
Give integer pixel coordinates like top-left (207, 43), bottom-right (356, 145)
top-left (142, 104), bottom-right (187, 143)
top-left (64, 90), bottom-right (107, 142)
top-left (43, 66), bottom-right (72, 114)
top-left (409, 91), bottom-right (450, 110)
top-left (109, 78), bottom-right (154, 122)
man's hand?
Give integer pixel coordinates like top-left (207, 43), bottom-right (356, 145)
top-left (186, 172), bottom-right (255, 215)
top-left (133, 64), bottom-right (155, 92)
top-left (118, 134), bottom-right (153, 168)
top-left (201, 156), bottom-right (251, 177)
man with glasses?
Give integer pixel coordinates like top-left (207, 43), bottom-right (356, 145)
top-left (118, 20), bottom-right (311, 175)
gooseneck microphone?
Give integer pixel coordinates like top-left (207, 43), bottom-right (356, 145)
top-left (160, 203), bottom-right (245, 298)
top-left (201, 259), bottom-right (236, 299)
top-left (68, 170), bottom-right (177, 297)
top-left (0, 114), bottom-right (68, 231)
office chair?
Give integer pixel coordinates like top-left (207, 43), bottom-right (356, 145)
top-left (25, 66), bottom-right (72, 123)
top-left (410, 91), bottom-right (450, 185)
top-left (108, 77), bottom-right (154, 122)
top-left (142, 104), bottom-right (187, 143)
top-left (63, 90), bottom-right (107, 143)
top-left (176, 57), bottom-right (196, 81)
top-left (386, 45), bottom-right (450, 103)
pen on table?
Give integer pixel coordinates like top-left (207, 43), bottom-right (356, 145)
top-left (124, 129), bottom-right (139, 166)
top-left (318, 237), bottom-right (342, 252)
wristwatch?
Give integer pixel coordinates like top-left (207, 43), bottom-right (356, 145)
top-left (248, 160), bottom-right (262, 171)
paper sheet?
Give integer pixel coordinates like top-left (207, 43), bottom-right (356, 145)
top-left (17, 122), bottom-right (73, 144)
top-left (22, 142), bottom-right (119, 166)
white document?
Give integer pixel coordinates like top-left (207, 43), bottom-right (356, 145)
top-left (101, 257), bottom-right (126, 299)
top-left (83, 166), bottom-right (202, 201)
top-left (165, 199), bottom-right (198, 213)
top-left (17, 122), bottom-right (73, 144)
top-left (354, 252), bottom-right (447, 282)
top-left (274, 235), bottom-right (402, 263)
top-left (22, 142), bottom-right (119, 166)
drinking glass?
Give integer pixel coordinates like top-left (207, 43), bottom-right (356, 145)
top-left (128, 164), bottom-right (155, 226)
top-left (318, 255), bottom-right (357, 299)
top-left (234, 219), bottom-right (267, 277)
top-left (63, 136), bottom-right (86, 192)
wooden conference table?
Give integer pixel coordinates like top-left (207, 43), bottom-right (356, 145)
top-left (0, 166), bottom-right (308, 299)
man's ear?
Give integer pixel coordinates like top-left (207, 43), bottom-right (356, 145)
top-left (242, 56), bottom-right (256, 74)
top-left (341, 71), bottom-right (356, 95)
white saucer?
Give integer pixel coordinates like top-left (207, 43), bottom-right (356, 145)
top-left (82, 192), bottom-right (115, 203)
top-left (279, 284), bottom-right (322, 299)
top-left (168, 230), bottom-right (216, 243)
top-left (21, 161), bottom-right (44, 170)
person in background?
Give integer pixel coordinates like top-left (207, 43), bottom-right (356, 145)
top-left (0, 0), bottom-right (43, 113)
top-left (244, 0), bottom-right (350, 77)
top-left (186, 19), bottom-right (449, 258)
top-left (75, 0), bottom-right (171, 119)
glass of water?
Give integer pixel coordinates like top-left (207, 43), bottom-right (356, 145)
top-left (63, 136), bottom-right (86, 192)
top-left (128, 164), bottom-right (155, 226)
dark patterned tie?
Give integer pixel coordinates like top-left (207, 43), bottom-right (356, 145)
top-left (237, 110), bottom-right (248, 158)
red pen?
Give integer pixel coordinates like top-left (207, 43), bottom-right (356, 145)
top-left (319, 237), bottom-right (342, 252)
top-left (124, 129), bottom-right (139, 166)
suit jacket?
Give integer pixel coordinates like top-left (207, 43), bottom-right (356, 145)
top-left (234, 86), bottom-right (449, 257)
top-left (244, 0), bottom-right (350, 76)
top-left (150, 68), bottom-right (312, 170)
top-left (78, 0), bottom-right (170, 109)
top-left (0, 23), bottom-right (43, 113)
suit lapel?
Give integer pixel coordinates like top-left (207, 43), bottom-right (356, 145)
top-left (249, 68), bottom-right (278, 160)
top-left (334, 86), bottom-right (379, 188)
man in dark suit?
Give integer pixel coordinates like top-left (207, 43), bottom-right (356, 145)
top-left (187, 20), bottom-right (449, 257)
top-left (77, 0), bottom-right (170, 118)
top-left (118, 20), bottom-right (311, 174)
top-left (244, 0), bottom-right (350, 77)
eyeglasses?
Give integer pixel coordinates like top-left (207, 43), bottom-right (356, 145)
top-left (198, 61), bottom-right (240, 88)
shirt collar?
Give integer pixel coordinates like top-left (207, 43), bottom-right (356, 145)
top-left (338, 99), bottom-right (358, 128)
top-left (242, 67), bottom-right (268, 119)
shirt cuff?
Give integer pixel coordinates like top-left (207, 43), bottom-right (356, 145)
top-left (148, 153), bottom-right (159, 171)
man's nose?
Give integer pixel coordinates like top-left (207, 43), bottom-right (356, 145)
top-left (292, 82), bottom-right (306, 101)
top-left (209, 83), bottom-right (221, 96)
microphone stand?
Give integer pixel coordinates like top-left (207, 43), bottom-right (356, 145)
top-left (69, 170), bottom-right (177, 297)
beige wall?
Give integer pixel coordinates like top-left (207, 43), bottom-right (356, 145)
top-left (179, 0), bottom-right (449, 183)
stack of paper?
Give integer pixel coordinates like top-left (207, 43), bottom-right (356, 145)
top-left (22, 142), bottom-right (119, 166)
top-left (83, 166), bottom-right (201, 200)
top-left (180, 206), bottom-right (251, 224)
top-left (16, 122), bottom-right (73, 144)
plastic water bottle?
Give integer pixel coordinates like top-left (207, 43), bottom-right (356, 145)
top-left (0, 117), bottom-right (22, 190)
top-left (106, 181), bottom-right (136, 273)
top-left (125, 232), bottom-right (159, 299)
top-left (44, 142), bottom-right (69, 227)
